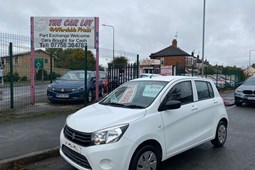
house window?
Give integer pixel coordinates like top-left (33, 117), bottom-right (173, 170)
top-left (160, 58), bottom-right (164, 65)
top-left (6, 58), bottom-right (10, 64)
top-left (15, 57), bottom-right (18, 64)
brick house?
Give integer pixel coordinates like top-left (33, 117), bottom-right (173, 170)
top-left (1, 49), bottom-right (56, 80)
top-left (150, 39), bottom-right (198, 75)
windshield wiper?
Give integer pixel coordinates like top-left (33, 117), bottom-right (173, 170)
top-left (101, 102), bottom-right (126, 107)
top-left (100, 102), bottom-right (145, 109)
top-left (125, 104), bottom-right (145, 109)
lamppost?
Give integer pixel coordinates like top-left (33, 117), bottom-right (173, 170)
top-left (249, 49), bottom-right (254, 67)
top-left (102, 24), bottom-right (115, 62)
top-left (201, 0), bottom-right (206, 77)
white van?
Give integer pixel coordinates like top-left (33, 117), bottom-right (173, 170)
top-left (60, 76), bottom-right (228, 170)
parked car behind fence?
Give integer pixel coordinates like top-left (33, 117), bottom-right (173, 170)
top-left (47, 70), bottom-right (104, 103)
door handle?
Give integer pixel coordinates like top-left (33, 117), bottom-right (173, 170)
top-left (213, 99), bottom-right (218, 104)
top-left (192, 105), bottom-right (198, 111)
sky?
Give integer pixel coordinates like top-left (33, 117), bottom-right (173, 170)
top-left (1, 0), bottom-right (255, 68)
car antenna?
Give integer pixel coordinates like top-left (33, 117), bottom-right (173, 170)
top-left (149, 74), bottom-right (153, 78)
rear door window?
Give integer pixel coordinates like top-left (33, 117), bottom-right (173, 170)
top-left (195, 81), bottom-right (214, 100)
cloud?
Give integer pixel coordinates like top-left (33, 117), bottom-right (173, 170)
top-left (1, 0), bottom-right (255, 67)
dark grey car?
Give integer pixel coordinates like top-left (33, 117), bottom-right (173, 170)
top-left (47, 70), bottom-right (104, 103)
top-left (234, 76), bottom-right (255, 106)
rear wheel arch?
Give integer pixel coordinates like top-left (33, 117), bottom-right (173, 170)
top-left (211, 118), bottom-right (228, 147)
top-left (220, 118), bottom-right (228, 127)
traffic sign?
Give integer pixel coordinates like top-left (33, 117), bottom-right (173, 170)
top-left (34, 58), bottom-right (44, 69)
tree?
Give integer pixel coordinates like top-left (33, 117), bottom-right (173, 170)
top-left (46, 48), bottom-right (96, 70)
top-left (203, 65), bottom-right (215, 75)
top-left (110, 56), bottom-right (128, 68)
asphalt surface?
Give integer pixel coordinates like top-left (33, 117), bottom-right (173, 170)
top-left (0, 91), bottom-right (235, 169)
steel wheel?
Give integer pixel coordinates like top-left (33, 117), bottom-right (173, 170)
top-left (129, 145), bottom-right (160, 170)
top-left (218, 124), bottom-right (227, 144)
top-left (211, 120), bottom-right (227, 147)
top-left (137, 151), bottom-right (157, 170)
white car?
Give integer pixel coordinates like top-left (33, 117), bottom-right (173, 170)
top-left (60, 76), bottom-right (228, 170)
top-left (139, 73), bottom-right (162, 78)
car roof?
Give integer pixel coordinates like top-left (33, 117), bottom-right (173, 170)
top-left (68, 70), bottom-right (93, 73)
top-left (131, 76), bottom-right (213, 83)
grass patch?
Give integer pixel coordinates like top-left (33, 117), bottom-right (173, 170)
top-left (0, 108), bottom-right (78, 122)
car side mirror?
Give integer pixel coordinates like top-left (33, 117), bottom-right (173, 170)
top-left (158, 100), bottom-right (181, 111)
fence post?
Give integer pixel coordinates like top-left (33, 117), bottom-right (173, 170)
top-left (84, 45), bottom-right (88, 107)
top-left (50, 50), bottom-right (53, 83)
top-left (216, 65), bottom-right (219, 89)
top-left (137, 54), bottom-right (139, 78)
top-left (9, 43), bottom-right (14, 109)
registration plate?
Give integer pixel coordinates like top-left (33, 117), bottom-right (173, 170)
top-left (247, 97), bottom-right (255, 100)
top-left (64, 139), bottom-right (82, 153)
top-left (56, 94), bottom-right (69, 98)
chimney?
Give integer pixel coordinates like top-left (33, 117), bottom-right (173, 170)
top-left (172, 39), bottom-right (177, 47)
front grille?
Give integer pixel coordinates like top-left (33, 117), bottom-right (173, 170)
top-left (54, 88), bottom-right (74, 93)
top-left (62, 145), bottom-right (92, 169)
top-left (64, 125), bottom-right (92, 147)
top-left (243, 90), bottom-right (253, 94)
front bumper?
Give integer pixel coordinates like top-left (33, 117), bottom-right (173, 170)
top-left (60, 129), bottom-right (136, 170)
top-left (47, 90), bottom-right (85, 102)
top-left (235, 92), bottom-right (255, 104)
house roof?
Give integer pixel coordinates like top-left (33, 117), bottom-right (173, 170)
top-left (150, 45), bottom-right (191, 59)
top-left (1, 49), bottom-right (57, 59)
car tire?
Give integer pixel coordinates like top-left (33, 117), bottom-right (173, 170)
top-left (48, 99), bottom-right (56, 104)
top-left (129, 145), bottom-right (160, 170)
top-left (211, 120), bottom-right (227, 147)
top-left (99, 86), bottom-right (104, 97)
top-left (235, 101), bottom-right (243, 106)
top-left (87, 90), bottom-right (93, 103)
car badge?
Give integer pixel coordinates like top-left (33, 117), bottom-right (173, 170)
top-left (72, 133), bottom-right (76, 140)
top-left (61, 88), bottom-right (65, 92)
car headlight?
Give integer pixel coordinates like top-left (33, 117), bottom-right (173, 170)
top-left (235, 89), bottom-right (243, 94)
top-left (47, 84), bottom-right (54, 91)
top-left (74, 86), bottom-right (84, 92)
top-left (91, 124), bottom-right (129, 145)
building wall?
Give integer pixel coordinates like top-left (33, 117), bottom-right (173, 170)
top-left (3, 50), bottom-right (55, 80)
top-left (154, 56), bottom-right (186, 70)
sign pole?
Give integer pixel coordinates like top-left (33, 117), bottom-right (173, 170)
top-left (30, 17), bottom-right (35, 105)
top-left (95, 17), bottom-right (99, 101)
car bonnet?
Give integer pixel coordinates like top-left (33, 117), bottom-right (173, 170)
top-left (66, 103), bottom-right (146, 132)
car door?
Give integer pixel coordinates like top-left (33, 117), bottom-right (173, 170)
top-left (161, 80), bottom-right (203, 157)
top-left (193, 80), bottom-right (220, 138)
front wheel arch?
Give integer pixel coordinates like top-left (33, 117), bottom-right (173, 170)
top-left (129, 140), bottom-right (162, 170)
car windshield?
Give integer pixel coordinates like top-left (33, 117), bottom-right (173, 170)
top-left (60, 71), bottom-right (90, 80)
top-left (100, 80), bottom-right (167, 108)
top-left (243, 77), bottom-right (255, 85)
top-left (100, 72), bottom-right (107, 79)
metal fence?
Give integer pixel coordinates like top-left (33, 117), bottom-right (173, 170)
top-left (0, 32), bottom-right (244, 119)
top-left (0, 32), bottom-right (139, 118)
